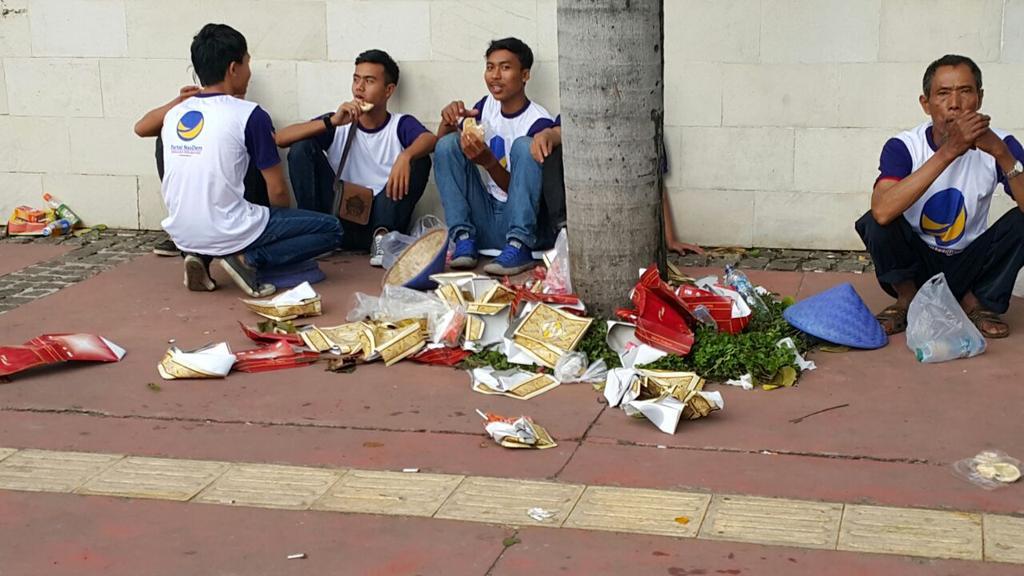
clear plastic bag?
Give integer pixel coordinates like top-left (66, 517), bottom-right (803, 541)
top-left (346, 292), bottom-right (380, 321)
top-left (952, 450), bottom-right (1021, 490)
top-left (381, 215), bottom-right (446, 270)
top-left (554, 352), bottom-right (608, 384)
top-left (906, 273), bottom-right (986, 363)
top-left (542, 228), bottom-right (572, 294)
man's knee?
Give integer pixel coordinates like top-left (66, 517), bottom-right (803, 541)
top-left (510, 135), bottom-right (533, 160)
top-left (436, 132), bottom-right (461, 158)
top-left (287, 138), bottom-right (320, 164)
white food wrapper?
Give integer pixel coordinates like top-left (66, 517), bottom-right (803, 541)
top-left (724, 373), bottom-right (754, 390)
top-left (623, 396), bottom-right (685, 435)
top-left (776, 337), bottom-right (816, 371)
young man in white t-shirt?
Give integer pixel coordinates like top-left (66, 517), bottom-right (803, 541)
top-left (856, 54), bottom-right (1024, 338)
top-left (434, 37), bottom-right (553, 276)
top-left (276, 50), bottom-right (437, 266)
top-left (134, 24), bottom-right (343, 297)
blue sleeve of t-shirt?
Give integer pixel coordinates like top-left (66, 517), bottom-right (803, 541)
top-left (311, 112), bottom-right (337, 150)
top-left (554, 114), bottom-right (561, 127)
top-left (877, 138), bottom-right (912, 183)
top-left (397, 115), bottom-right (428, 148)
top-left (997, 135), bottom-right (1024, 197)
top-left (244, 106), bottom-right (281, 170)
top-left (527, 117), bottom-right (557, 136)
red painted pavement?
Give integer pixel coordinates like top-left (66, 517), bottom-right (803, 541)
top-left (0, 244), bottom-right (72, 276)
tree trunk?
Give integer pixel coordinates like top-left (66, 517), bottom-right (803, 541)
top-left (557, 0), bottom-right (665, 318)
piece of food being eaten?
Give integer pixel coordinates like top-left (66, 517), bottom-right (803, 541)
top-left (357, 100), bottom-right (374, 112)
top-left (463, 117), bottom-right (484, 140)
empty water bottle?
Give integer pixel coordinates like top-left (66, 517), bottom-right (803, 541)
top-left (41, 218), bottom-right (73, 237)
top-left (914, 334), bottom-right (986, 363)
top-left (724, 265), bottom-right (768, 313)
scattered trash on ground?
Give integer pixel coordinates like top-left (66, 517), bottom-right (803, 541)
top-left (286, 553), bottom-right (307, 560)
top-left (478, 410), bottom-right (557, 449)
top-left (242, 281), bottom-right (322, 321)
top-left (953, 450), bottom-right (1021, 489)
top-left (6, 193), bottom-right (86, 237)
top-left (907, 273), bottom-right (986, 363)
top-left (527, 507), bottom-right (557, 522)
top-left (0, 334), bottom-right (126, 378)
top-left (604, 369), bottom-right (723, 434)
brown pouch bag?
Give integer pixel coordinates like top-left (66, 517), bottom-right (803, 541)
top-left (330, 125), bottom-right (373, 225)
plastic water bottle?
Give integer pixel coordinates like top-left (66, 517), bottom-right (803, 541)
top-left (41, 218), bottom-right (72, 237)
top-left (724, 264), bottom-right (768, 313)
top-left (42, 193), bottom-right (81, 228)
top-left (914, 334), bottom-right (986, 363)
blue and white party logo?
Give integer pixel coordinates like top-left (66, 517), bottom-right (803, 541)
top-left (176, 111), bottom-right (205, 141)
top-left (920, 188), bottom-right (967, 247)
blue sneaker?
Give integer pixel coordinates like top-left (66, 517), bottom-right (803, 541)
top-left (483, 241), bottom-right (537, 276)
top-left (450, 237), bottom-right (478, 269)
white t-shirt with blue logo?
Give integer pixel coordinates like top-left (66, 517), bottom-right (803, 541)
top-left (467, 95), bottom-right (552, 202)
top-left (160, 93), bottom-right (280, 256)
top-left (878, 121), bottom-right (1024, 253)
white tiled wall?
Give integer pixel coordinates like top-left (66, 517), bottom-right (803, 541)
top-left (1, 0), bottom-right (1021, 250)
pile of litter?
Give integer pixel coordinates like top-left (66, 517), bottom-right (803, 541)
top-left (6, 194), bottom-right (87, 237)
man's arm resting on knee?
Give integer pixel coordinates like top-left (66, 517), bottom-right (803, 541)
top-left (870, 153), bottom-right (954, 225)
top-left (261, 164), bottom-right (292, 208)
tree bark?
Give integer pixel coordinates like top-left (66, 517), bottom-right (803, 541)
top-left (557, 0), bottom-right (665, 318)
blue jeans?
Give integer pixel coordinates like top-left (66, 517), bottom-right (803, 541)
top-left (435, 133), bottom-right (549, 250)
top-left (243, 207), bottom-right (343, 270)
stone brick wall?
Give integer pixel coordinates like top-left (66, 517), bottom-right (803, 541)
top-left (1, 0), bottom-right (1022, 249)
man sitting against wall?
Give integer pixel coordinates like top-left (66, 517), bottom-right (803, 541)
top-left (134, 23), bottom-right (342, 297)
top-left (856, 54), bottom-right (1024, 338)
top-left (275, 49), bottom-right (437, 267)
top-left (434, 37), bottom-right (554, 276)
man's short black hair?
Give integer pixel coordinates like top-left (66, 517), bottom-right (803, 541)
top-left (486, 37), bottom-right (534, 71)
top-left (191, 23), bottom-right (248, 86)
top-left (922, 54), bottom-right (983, 97)
top-left (355, 49), bottom-right (400, 85)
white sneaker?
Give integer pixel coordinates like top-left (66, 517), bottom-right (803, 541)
top-left (369, 228), bottom-right (388, 267)
top-left (183, 254), bottom-right (216, 292)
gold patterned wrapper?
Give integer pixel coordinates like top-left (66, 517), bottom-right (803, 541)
top-left (512, 335), bottom-right (564, 369)
top-left (241, 297), bottom-right (323, 322)
top-left (298, 327), bottom-right (334, 353)
top-left (436, 283), bottom-right (466, 308)
top-left (464, 315), bottom-right (485, 342)
top-left (473, 373), bottom-right (560, 401)
top-left (430, 272), bottom-right (477, 285)
top-left (513, 304), bottom-right (593, 354)
top-left (481, 284), bottom-right (516, 305)
top-left (500, 420), bottom-right (557, 450)
top-left (157, 352), bottom-right (223, 380)
top-left (377, 323), bottom-right (426, 366)
top-left (467, 302), bottom-right (508, 315)
top-left (682, 393), bottom-right (719, 420)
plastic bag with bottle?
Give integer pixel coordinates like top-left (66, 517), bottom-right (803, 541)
top-left (905, 273), bottom-right (986, 363)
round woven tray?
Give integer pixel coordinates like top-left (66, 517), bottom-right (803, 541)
top-left (382, 228), bottom-right (448, 287)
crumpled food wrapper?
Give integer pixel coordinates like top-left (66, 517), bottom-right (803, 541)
top-left (478, 410), bottom-right (557, 449)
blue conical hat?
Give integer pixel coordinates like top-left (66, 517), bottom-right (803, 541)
top-left (783, 283), bottom-right (888, 349)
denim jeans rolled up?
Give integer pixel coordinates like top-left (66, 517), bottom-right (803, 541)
top-left (242, 207), bottom-right (343, 270)
top-left (434, 133), bottom-right (550, 250)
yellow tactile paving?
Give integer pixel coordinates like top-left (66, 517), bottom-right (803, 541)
top-left (0, 447), bottom-right (1018, 566)
top-left (838, 505), bottom-right (982, 561)
top-left (313, 469), bottom-right (464, 517)
top-left (195, 463), bottom-right (343, 510)
top-left (77, 456), bottom-right (229, 501)
top-left (984, 514), bottom-right (1024, 564)
top-left (699, 494), bottom-right (843, 550)
top-left (435, 476), bottom-right (585, 527)
top-left (564, 486), bottom-right (711, 537)
top-left (0, 449), bottom-right (122, 493)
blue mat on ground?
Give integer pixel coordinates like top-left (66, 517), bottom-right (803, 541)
top-left (256, 260), bottom-right (325, 288)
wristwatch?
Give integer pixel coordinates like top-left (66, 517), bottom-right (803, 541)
top-left (1005, 160), bottom-right (1023, 180)
top-left (322, 114), bottom-right (334, 132)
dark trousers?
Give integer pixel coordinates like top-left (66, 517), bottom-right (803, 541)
top-left (156, 135), bottom-right (269, 206)
top-left (286, 137), bottom-right (430, 251)
top-left (541, 145), bottom-right (567, 232)
top-left (855, 209), bottom-right (1024, 314)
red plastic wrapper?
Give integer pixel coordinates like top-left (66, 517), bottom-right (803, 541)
top-left (0, 333), bottom-right (126, 377)
top-left (233, 340), bottom-right (320, 373)
top-left (616, 267), bottom-right (696, 356)
top-left (238, 321), bottom-right (305, 346)
top-left (410, 347), bottom-right (472, 366)
top-left (675, 285), bottom-right (751, 335)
